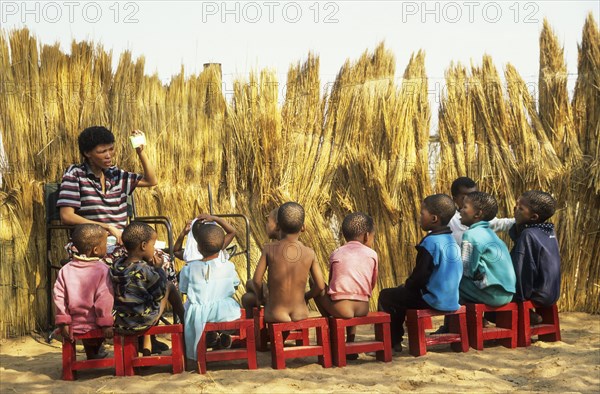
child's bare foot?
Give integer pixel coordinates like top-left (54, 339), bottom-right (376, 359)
top-left (347, 353), bottom-right (359, 360)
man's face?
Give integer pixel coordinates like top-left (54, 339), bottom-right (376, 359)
top-left (84, 143), bottom-right (115, 170)
top-left (453, 186), bottom-right (478, 211)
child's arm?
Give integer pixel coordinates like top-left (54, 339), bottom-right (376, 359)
top-left (489, 217), bottom-right (516, 233)
top-left (371, 255), bottom-right (379, 291)
top-left (53, 270), bottom-right (74, 342)
top-left (197, 214), bottom-right (237, 248)
top-left (305, 251), bottom-right (326, 301)
top-left (511, 232), bottom-right (534, 302)
top-left (173, 220), bottom-right (193, 260)
top-left (251, 247), bottom-right (268, 306)
top-left (405, 247), bottom-right (434, 291)
top-left (94, 267), bottom-right (115, 338)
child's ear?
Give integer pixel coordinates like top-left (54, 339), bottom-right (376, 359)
top-left (91, 245), bottom-right (100, 256)
top-left (432, 214), bottom-right (439, 224)
top-left (140, 241), bottom-right (147, 251)
top-left (474, 209), bottom-right (483, 219)
top-left (301, 224), bottom-right (306, 233)
top-left (531, 212), bottom-right (540, 222)
top-left (362, 232), bottom-right (369, 244)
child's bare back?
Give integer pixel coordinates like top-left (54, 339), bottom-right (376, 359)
top-left (251, 202), bottom-right (325, 323)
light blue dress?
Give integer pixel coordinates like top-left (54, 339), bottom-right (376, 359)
top-left (179, 258), bottom-right (241, 360)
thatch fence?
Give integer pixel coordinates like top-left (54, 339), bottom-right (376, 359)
top-left (1, 15), bottom-right (598, 338)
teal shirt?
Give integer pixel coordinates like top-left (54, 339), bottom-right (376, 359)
top-left (461, 221), bottom-right (516, 293)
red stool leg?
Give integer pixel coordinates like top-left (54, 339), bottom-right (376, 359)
top-left (538, 305), bottom-right (561, 342)
top-left (316, 321), bottom-right (332, 368)
top-left (245, 322), bottom-right (258, 370)
top-left (518, 302), bottom-right (532, 347)
top-left (407, 310), bottom-right (426, 357)
top-left (171, 332), bottom-right (184, 374)
top-left (467, 304), bottom-right (484, 350)
top-left (254, 308), bottom-right (269, 351)
top-left (457, 312), bottom-right (469, 352)
top-left (113, 335), bottom-right (124, 376)
top-left (123, 336), bottom-right (137, 376)
top-left (374, 320), bottom-right (392, 362)
top-left (197, 329), bottom-right (208, 374)
top-left (62, 339), bottom-right (75, 381)
top-left (270, 324), bottom-right (286, 370)
top-left (330, 318), bottom-right (346, 367)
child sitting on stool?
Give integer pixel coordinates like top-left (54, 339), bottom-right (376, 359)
top-left (111, 222), bottom-right (185, 356)
top-left (378, 194), bottom-right (462, 353)
top-left (511, 190), bottom-right (561, 324)
top-left (180, 220), bottom-right (242, 362)
top-left (53, 224), bottom-right (114, 360)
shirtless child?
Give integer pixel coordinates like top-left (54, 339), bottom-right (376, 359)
top-left (251, 202), bottom-right (326, 322)
top-left (241, 207), bottom-right (279, 317)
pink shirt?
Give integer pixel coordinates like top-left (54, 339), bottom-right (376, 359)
top-left (327, 241), bottom-right (378, 302)
top-left (53, 256), bottom-right (114, 333)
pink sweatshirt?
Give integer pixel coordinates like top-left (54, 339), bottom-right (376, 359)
top-left (327, 241), bottom-right (378, 302)
top-left (53, 256), bottom-right (114, 334)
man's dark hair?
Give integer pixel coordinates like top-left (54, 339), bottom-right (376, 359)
top-left (450, 177), bottom-right (477, 197)
top-left (78, 126), bottom-right (115, 156)
top-left (521, 190), bottom-right (557, 223)
top-left (277, 202), bottom-right (305, 234)
top-left (465, 191), bottom-right (498, 221)
top-left (192, 222), bottom-right (225, 256)
top-left (122, 222), bottom-right (156, 252)
top-left (341, 212), bottom-right (374, 241)
top-left (71, 224), bottom-right (105, 255)
top-left (423, 194), bottom-right (456, 225)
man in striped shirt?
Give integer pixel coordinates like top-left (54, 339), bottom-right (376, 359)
top-left (57, 126), bottom-right (158, 244)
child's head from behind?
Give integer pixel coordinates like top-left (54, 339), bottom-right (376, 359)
top-left (515, 190), bottom-right (556, 225)
top-left (342, 212), bottom-right (375, 247)
top-left (122, 222), bottom-right (157, 261)
top-left (192, 221), bottom-right (225, 257)
top-left (451, 177), bottom-right (478, 210)
top-left (277, 202), bottom-right (305, 235)
top-left (421, 194), bottom-right (456, 231)
top-left (72, 224), bottom-right (107, 258)
top-left (266, 207), bottom-right (280, 239)
top-left (460, 191), bottom-right (498, 227)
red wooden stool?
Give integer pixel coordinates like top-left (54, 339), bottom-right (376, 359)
top-left (122, 324), bottom-right (184, 376)
top-left (253, 307), bottom-right (309, 351)
top-left (517, 301), bottom-right (561, 347)
top-left (268, 317), bottom-right (332, 369)
top-left (329, 312), bottom-right (392, 367)
top-left (62, 329), bottom-right (123, 380)
top-left (406, 306), bottom-right (469, 357)
top-left (196, 314), bottom-right (258, 374)
top-left (466, 303), bottom-right (517, 350)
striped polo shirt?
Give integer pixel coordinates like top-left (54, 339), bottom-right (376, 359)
top-left (56, 163), bottom-right (143, 229)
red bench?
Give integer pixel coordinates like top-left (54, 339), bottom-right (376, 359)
top-left (517, 301), bottom-right (561, 347)
top-left (406, 306), bottom-right (469, 356)
top-left (253, 307), bottom-right (309, 351)
top-left (196, 313), bottom-right (257, 374)
top-left (329, 312), bottom-right (392, 367)
top-left (268, 317), bottom-right (332, 369)
top-left (61, 329), bottom-right (123, 380)
top-left (122, 324), bottom-right (184, 376)
top-left (466, 303), bottom-right (518, 350)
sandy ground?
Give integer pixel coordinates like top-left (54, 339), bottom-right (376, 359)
top-left (1, 312), bottom-right (598, 393)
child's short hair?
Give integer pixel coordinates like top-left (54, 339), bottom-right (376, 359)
top-left (277, 202), bottom-right (305, 234)
top-left (341, 212), bottom-right (374, 241)
top-left (465, 191), bottom-right (498, 221)
top-left (423, 194), bottom-right (456, 225)
top-left (71, 224), bottom-right (106, 255)
top-left (451, 177), bottom-right (477, 197)
top-left (122, 222), bottom-right (156, 252)
top-left (521, 190), bottom-right (557, 222)
top-left (192, 222), bottom-right (225, 256)
top-left (78, 126), bottom-right (115, 156)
